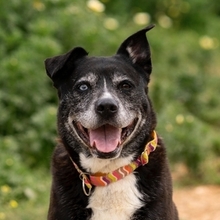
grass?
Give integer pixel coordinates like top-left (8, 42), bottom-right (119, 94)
top-left (0, 170), bottom-right (50, 220)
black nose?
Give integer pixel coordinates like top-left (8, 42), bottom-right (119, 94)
top-left (95, 98), bottom-right (118, 117)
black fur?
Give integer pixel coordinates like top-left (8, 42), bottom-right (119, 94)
top-left (45, 25), bottom-right (178, 220)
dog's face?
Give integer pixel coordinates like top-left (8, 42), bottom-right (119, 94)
top-left (45, 25), bottom-right (156, 159)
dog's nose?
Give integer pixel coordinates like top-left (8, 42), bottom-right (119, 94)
top-left (95, 98), bottom-right (118, 117)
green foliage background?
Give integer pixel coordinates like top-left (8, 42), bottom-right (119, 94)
top-left (0, 0), bottom-right (220, 219)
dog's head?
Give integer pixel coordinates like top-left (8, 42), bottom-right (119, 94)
top-left (45, 25), bottom-right (156, 160)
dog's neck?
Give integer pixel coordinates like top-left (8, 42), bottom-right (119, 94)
top-left (69, 130), bottom-right (158, 196)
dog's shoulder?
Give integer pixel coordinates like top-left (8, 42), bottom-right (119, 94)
top-left (51, 143), bottom-right (70, 169)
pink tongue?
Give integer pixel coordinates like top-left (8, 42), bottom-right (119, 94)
top-left (89, 125), bottom-right (121, 153)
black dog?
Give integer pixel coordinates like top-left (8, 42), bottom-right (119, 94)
top-left (45, 25), bottom-right (178, 220)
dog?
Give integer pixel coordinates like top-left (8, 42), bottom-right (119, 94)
top-left (45, 25), bottom-right (178, 220)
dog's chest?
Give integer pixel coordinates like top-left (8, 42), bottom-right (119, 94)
top-left (87, 174), bottom-right (143, 220)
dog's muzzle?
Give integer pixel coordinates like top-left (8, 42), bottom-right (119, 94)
top-left (95, 97), bottom-right (118, 119)
top-left (72, 117), bottom-right (139, 159)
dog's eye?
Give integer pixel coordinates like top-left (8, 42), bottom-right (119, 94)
top-left (118, 81), bottom-right (133, 91)
top-left (78, 84), bottom-right (89, 91)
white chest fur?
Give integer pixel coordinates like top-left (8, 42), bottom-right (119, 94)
top-left (79, 153), bottom-right (144, 220)
top-left (87, 174), bottom-right (143, 220)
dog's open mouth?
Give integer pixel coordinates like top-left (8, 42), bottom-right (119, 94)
top-left (73, 119), bottom-right (138, 156)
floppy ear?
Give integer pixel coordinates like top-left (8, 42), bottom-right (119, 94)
top-left (116, 24), bottom-right (155, 74)
top-left (44, 47), bottom-right (88, 85)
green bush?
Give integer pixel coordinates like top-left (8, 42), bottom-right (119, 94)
top-left (0, 0), bottom-right (220, 218)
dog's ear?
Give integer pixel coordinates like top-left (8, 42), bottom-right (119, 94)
top-left (116, 24), bottom-right (155, 74)
top-left (45, 47), bottom-right (88, 85)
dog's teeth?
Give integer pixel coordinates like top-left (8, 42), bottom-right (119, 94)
top-left (92, 141), bottom-right (96, 148)
top-left (127, 130), bottom-right (131, 137)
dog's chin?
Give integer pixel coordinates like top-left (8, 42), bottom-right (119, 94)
top-left (72, 118), bottom-right (139, 159)
top-left (91, 146), bottom-right (122, 159)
